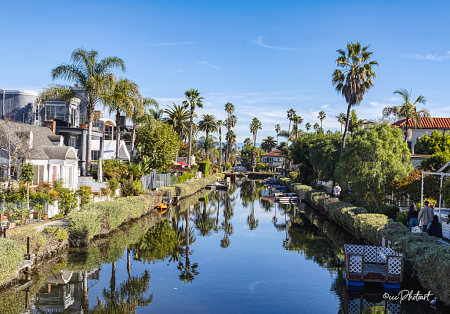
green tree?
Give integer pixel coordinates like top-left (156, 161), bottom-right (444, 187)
top-left (261, 136), bottom-right (277, 152)
top-left (101, 77), bottom-right (142, 159)
top-left (286, 108), bottom-right (296, 144)
top-left (313, 123), bottom-right (320, 132)
top-left (318, 110), bottom-right (326, 128)
top-left (309, 132), bottom-right (342, 182)
top-left (275, 124), bottom-right (281, 144)
top-left (382, 88), bottom-right (429, 141)
top-left (336, 123), bottom-right (412, 208)
top-left (135, 120), bottom-right (179, 172)
top-left (198, 114), bottom-right (218, 159)
top-left (37, 48), bottom-right (126, 174)
top-left (293, 114), bottom-right (304, 139)
top-left (164, 102), bottom-right (193, 141)
top-left (249, 117), bottom-right (262, 146)
top-left (183, 89), bottom-right (204, 168)
top-left (20, 163), bottom-right (36, 212)
top-left (336, 112), bottom-right (346, 133)
top-left (305, 122), bottom-right (311, 132)
top-left (348, 110), bottom-right (373, 135)
top-left (130, 97), bottom-right (158, 161)
top-left (217, 120), bottom-right (224, 171)
top-left (224, 102), bottom-right (235, 165)
top-left (332, 42), bottom-right (379, 156)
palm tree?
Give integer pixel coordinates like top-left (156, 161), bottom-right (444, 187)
top-left (225, 113), bottom-right (237, 163)
top-left (148, 101), bottom-right (164, 120)
top-left (130, 97), bottom-right (158, 161)
top-left (305, 122), bottom-right (311, 132)
top-left (197, 135), bottom-right (217, 161)
top-left (101, 77), bottom-right (142, 159)
top-left (261, 136), bottom-right (277, 152)
top-left (336, 112), bottom-right (346, 133)
top-left (164, 102), bottom-right (192, 141)
top-left (313, 123), bottom-right (320, 132)
top-left (332, 42), bottom-right (379, 156)
top-left (244, 137), bottom-right (252, 146)
top-left (318, 110), bottom-right (326, 128)
top-left (224, 102), bottom-right (235, 165)
top-left (198, 114), bottom-right (218, 159)
top-left (249, 117), bottom-right (262, 146)
top-left (217, 120), bottom-right (224, 170)
top-left (382, 89), bottom-right (429, 141)
top-left (226, 130), bottom-right (236, 163)
top-left (348, 110), bottom-right (373, 135)
top-left (286, 108), bottom-right (296, 143)
top-left (183, 89), bottom-right (204, 167)
top-left (37, 48), bottom-right (126, 174)
top-left (293, 114), bottom-right (304, 139)
top-left (275, 124), bottom-right (281, 144)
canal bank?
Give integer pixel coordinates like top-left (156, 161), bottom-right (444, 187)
top-left (279, 177), bottom-right (450, 306)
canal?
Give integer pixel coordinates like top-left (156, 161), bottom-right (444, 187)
top-left (0, 180), bottom-right (447, 313)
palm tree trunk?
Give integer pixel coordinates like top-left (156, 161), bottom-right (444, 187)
top-left (321, 120), bottom-right (323, 128)
top-left (82, 271), bottom-right (89, 312)
top-left (87, 109), bottom-right (94, 175)
top-left (27, 182), bottom-right (29, 213)
top-left (405, 117), bottom-right (409, 142)
top-left (219, 128), bottom-right (222, 171)
top-left (277, 134), bottom-right (279, 145)
top-left (185, 203), bottom-right (190, 267)
top-left (188, 104), bottom-right (194, 168)
top-left (116, 110), bottom-right (121, 160)
top-left (111, 261), bottom-right (116, 294)
top-left (131, 124), bottom-right (136, 163)
top-left (205, 130), bottom-right (209, 160)
top-left (340, 123), bottom-right (343, 133)
top-left (340, 104), bottom-right (352, 156)
top-left (288, 121), bottom-right (291, 144)
top-left (226, 113), bottom-right (230, 165)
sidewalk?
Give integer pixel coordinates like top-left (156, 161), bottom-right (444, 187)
top-left (34, 218), bottom-right (69, 232)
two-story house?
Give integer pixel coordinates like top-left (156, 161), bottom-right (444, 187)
top-left (261, 149), bottom-right (284, 172)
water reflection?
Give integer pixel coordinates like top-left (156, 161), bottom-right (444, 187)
top-left (2, 181), bottom-right (450, 313)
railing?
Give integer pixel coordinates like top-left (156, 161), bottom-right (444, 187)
top-left (141, 171), bottom-right (178, 190)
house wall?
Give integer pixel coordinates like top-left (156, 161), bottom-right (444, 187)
top-left (0, 90), bottom-right (39, 125)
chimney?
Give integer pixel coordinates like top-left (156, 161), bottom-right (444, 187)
top-left (94, 110), bottom-right (102, 121)
top-left (44, 120), bottom-right (56, 133)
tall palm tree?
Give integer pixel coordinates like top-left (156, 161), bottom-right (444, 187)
top-left (275, 124), bottom-right (281, 144)
top-left (37, 48), bottom-right (126, 174)
top-left (348, 110), bottom-right (373, 135)
top-left (318, 110), bottom-right (326, 128)
top-left (197, 135), bottom-right (217, 161)
top-left (225, 113), bottom-right (237, 164)
top-left (313, 123), bottom-right (320, 132)
top-left (305, 122), bottom-right (311, 132)
top-left (164, 102), bottom-right (192, 141)
top-left (101, 77), bottom-right (142, 159)
top-left (224, 102), bottom-right (235, 165)
top-left (382, 89), bottom-right (429, 141)
top-left (198, 114), bottom-right (218, 159)
top-left (293, 114), bottom-right (304, 139)
top-left (226, 130), bottom-right (236, 162)
top-left (183, 89), bottom-right (204, 167)
top-left (148, 101), bottom-right (164, 120)
top-left (249, 117), bottom-right (262, 146)
top-left (217, 120), bottom-right (224, 170)
top-left (244, 137), bottom-right (252, 146)
top-left (261, 136), bottom-right (277, 152)
top-left (286, 108), bottom-right (296, 144)
top-left (332, 42), bottom-right (379, 156)
top-left (336, 112), bottom-right (346, 133)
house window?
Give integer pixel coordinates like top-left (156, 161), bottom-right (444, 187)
top-left (46, 104), bottom-right (65, 121)
top-left (68, 136), bottom-right (77, 148)
top-left (407, 141), bottom-right (412, 152)
top-left (70, 106), bottom-right (77, 127)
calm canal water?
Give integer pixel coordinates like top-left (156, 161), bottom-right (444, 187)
top-left (1, 180), bottom-right (448, 313)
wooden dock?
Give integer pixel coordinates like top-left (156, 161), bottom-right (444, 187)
top-left (344, 244), bottom-right (404, 289)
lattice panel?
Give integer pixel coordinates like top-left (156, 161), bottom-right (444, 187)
top-left (378, 247), bottom-right (395, 263)
top-left (388, 256), bottom-right (402, 275)
top-left (349, 255), bottom-right (363, 273)
top-left (363, 299), bottom-right (385, 308)
top-left (387, 302), bottom-right (401, 314)
top-left (345, 244), bottom-right (365, 255)
top-left (347, 299), bottom-right (360, 314)
top-left (364, 246), bottom-right (378, 263)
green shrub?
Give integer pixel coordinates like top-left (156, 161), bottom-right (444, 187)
top-left (120, 179), bottom-right (143, 197)
top-left (293, 184), bottom-right (312, 192)
top-left (8, 225), bottom-right (47, 255)
top-left (109, 179), bottom-right (119, 193)
top-left (53, 213), bottom-right (63, 219)
top-left (190, 165), bottom-right (199, 174)
top-left (178, 172), bottom-right (194, 183)
top-left (289, 171), bottom-right (298, 180)
top-left (315, 184), bottom-right (324, 191)
top-left (0, 238), bottom-right (26, 285)
top-left (354, 214), bottom-right (389, 245)
top-left (56, 187), bottom-right (78, 215)
top-left (225, 162), bottom-right (232, 171)
top-left (42, 227), bottom-right (69, 242)
top-left (77, 185), bottom-right (92, 206)
top-left (396, 211), bottom-right (408, 227)
top-left (378, 204), bottom-right (400, 219)
top-left (198, 161), bottom-right (210, 176)
top-left (419, 245), bottom-right (450, 304)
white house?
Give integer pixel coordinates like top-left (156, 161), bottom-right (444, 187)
top-left (0, 119), bottom-right (78, 190)
top-left (261, 149), bottom-right (284, 172)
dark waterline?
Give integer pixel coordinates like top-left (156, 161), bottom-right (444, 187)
top-left (0, 180), bottom-right (447, 313)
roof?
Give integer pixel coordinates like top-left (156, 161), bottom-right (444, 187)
top-left (391, 117), bottom-right (450, 129)
top-left (43, 146), bottom-right (77, 160)
top-left (0, 119), bottom-right (63, 160)
top-left (262, 149), bottom-right (282, 157)
top-left (411, 154), bottom-right (431, 158)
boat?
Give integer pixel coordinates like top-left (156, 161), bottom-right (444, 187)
top-left (157, 203), bottom-right (168, 214)
top-left (206, 181), bottom-right (229, 190)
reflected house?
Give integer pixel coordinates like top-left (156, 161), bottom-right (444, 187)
top-left (261, 149), bottom-right (284, 172)
top-left (342, 288), bottom-right (401, 314)
top-left (30, 268), bottom-right (101, 313)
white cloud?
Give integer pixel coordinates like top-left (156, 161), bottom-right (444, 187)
top-left (196, 61), bottom-right (218, 68)
top-left (321, 104), bottom-right (329, 109)
top-left (407, 51), bottom-right (450, 60)
top-left (255, 36), bottom-right (296, 51)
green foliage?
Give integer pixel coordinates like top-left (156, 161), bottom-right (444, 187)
top-left (53, 213), bottom-right (63, 219)
top-left (8, 225), bottom-right (47, 255)
top-left (396, 211), bottom-right (408, 227)
top-left (51, 259), bottom-right (67, 273)
top-left (440, 179), bottom-right (450, 206)
top-left (240, 144), bottom-right (264, 171)
top-left (77, 185), bottom-right (92, 206)
top-left (225, 162), bottom-right (232, 171)
top-left (198, 161), bottom-right (210, 176)
top-left (109, 178), bottom-right (119, 193)
top-left (415, 130), bottom-right (450, 155)
top-left (289, 171), bottom-right (298, 180)
top-left (336, 123), bottom-right (412, 207)
top-left (120, 179), bottom-right (143, 197)
top-left (159, 174), bottom-right (225, 198)
top-left (55, 186), bottom-right (77, 215)
top-left (178, 172), bottom-right (194, 183)
top-left (0, 238), bottom-right (26, 286)
top-left (42, 226), bottom-right (69, 242)
top-left (354, 214), bottom-right (389, 245)
top-left (19, 163), bottom-right (36, 184)
top-left (421, 150), bottom-right (450, 171)
top-left (190, 165), bottom-right (199, 174)
top-left (377, 204), bottom-right (400, 219)
top-left (136, 119), bottom-right (180, 172)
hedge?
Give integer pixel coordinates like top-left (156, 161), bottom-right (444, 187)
top-left (159, 173), bottom-right (225, 198)
top-left (198, 161), bottom-right (209, 176)
top-left (0, 238), bottom-right (25, 286)
top-left (285, 182), bottom-right (450, 305)
top-left (67, 191), bottom-right (161, 245)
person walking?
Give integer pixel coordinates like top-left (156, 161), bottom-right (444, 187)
top-left (333, 184), bottom-right (341, 198)
top-left (407, 203), bottom-right (419, 232)
top-left (427, 215), bottom-right (443, 238)
top-left (418, 201), bottom-right (434, 232)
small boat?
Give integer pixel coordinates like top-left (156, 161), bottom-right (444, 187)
top-left (206, 181), bottom-right (229, 190)
top-left (157, 203), bottom-right (168, 214)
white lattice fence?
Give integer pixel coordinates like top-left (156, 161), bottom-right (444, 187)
top-left (387, 302), bottom-right (401, 314)
top-left (388, 256), bottom-right (403, 275)
top-left (347, 299), bottom-right (360, 314)
top-left (364, 245), bottom-right (378, 263)
top-left (349, 255), bottom-right (363, 273)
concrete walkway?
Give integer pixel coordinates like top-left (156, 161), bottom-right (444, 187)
top-left (34, 218), bottom-right (69, 232)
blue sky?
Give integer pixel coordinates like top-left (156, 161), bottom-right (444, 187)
top-left (2, 0), bottom-right (450, 142)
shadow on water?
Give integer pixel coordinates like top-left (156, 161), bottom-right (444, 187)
top-left (1, 181), bottom-right (449, 313)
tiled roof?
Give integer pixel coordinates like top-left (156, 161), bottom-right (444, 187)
top-left (391, 117), bottom-right (450, 129)
top-left (262, 149), bottom-right (282, 157)
top-left (411, 154), bottom-right (430, 158)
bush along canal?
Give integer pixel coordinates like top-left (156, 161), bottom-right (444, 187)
top-left (0, 180), bottom-right (447, 313)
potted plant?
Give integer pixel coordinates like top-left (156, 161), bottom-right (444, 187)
top-left (7, 216), bottom-right (16, 229)
top-left (38, 205), bottom-right (47, 220)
